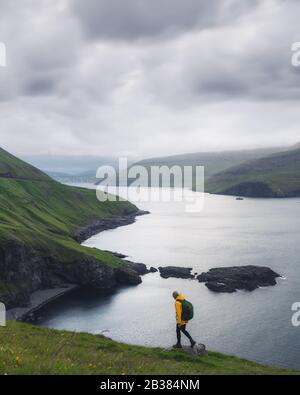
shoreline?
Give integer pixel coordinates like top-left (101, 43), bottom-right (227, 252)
top-left (73, 209), bottom-right (149, 244)
top-left (7, 285), bottom-right (79, 321)
top-left (7, 206), bottom-right (294, 371)
top-left (7, 208), bottom-right (150, 322)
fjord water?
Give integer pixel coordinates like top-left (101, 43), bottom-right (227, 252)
top-left (40, 186), bottom-right (300, 369)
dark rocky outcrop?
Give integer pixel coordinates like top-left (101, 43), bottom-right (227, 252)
top-left (0, 239), bottom-right (130, 309)
top-left (1, 210), bottom-right (149, 310)
top-left (204, 282), bottom-right (236, 293)
top-left (182, 343), bottom-right (208, 357)
top-left (149, 267), bottom-right (158, 273)
top-left (124, 261), bottom-right (149, 275)
top-left (105, 251), bottom-right (128, 259)
top-left (197, 265), bottom-right (280, 293)
top-left (168, 343), bottom-right (208, 357)
top-left (73, 209), bottom-right (149, 243)
top-left (103, 251), bottom-right (155, 276)
top-left (159, 266), bottom-right (194, 279)
top-left (114, 267), bottom-right (142, 285)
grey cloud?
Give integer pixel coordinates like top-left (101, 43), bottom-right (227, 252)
top-left (135, 1), bottom-right (300, 106)
top-left (70, 0), bottom-right (259, 41)
top-left (24, 75), bottom-right (57, 96)
top-left (0, 0), bottom-right (81, 100)
top-left (0, 0), bottom-right (300, 158)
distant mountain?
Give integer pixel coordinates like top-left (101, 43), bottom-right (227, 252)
top-left (128, 147), bottom-right (284, 188)
top-left (206, 146), bottom-right (300, 197)
top-left (134, 147), bottom-right (284, 180)
top-left (23, 155), bottom-right (136, 184)
top-left (21, 154), bottom-right (118, 176)
top-left (45, 170), bottom-right (98, 183)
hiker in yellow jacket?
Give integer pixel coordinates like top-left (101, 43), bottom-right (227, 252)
top-left (173, 291), bottom-right (196, 349)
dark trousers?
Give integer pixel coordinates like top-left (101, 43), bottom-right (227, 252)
top-left (176, 324), bottom-right (194, 345)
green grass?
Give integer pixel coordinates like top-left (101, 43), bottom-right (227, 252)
top-left (0, 147), bottom-right (51, 181)
top-left (1, 147), bottom-right (298, 375)
top-left (0, 321), bottom-right (297, 375)
top-left (0, 176), bottom-right (135, 267)
top-left (0, 148), bottom-right (137, 301)
top-left (0, 177), bottom-right (134, 255)
top-left (0, 148), bottom-right (135, 252)
top-left (205, 148), bottom-right (300, 197)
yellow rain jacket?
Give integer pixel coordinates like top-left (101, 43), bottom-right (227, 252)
top-left (175, 294), bottom-right (188, 326)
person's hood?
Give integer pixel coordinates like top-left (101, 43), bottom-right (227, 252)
top-left (176, 294), bottom-right (185, 301)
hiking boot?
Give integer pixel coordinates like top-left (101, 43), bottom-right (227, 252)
top-left (173, 343), bottom-right (182, 349)
top-left (190, 340), bottom-right (196, 348)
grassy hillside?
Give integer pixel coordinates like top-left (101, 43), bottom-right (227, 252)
top-left (0, 321), bottom-right (297, 375)
top-left (206, 147), bottom-right (300, 197)
top-left (0, 147), bottom-right (51, 181)
top-left (0, 147), bottom-right (134, 255)
top-left (134, 147), bottom-right (283, 181)
top-left (0, 147), bottom-right (137, 304)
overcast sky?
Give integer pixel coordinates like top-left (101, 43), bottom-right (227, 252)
top-left (0, 0), bottom-right (300, 158)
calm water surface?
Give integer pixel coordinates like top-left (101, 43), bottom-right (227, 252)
top-left (40, 186), bottom-right (300, 369)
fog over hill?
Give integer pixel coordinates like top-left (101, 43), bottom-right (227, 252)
top-left (206, 144), bottom-right (300, 197)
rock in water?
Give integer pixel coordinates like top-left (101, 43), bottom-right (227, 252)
top-left (197, 265), bottom-right (280, 293)
top-left (158, 266), bottom-right (194, 279)
top-left (114, 267), bottom-right (142, 285)
top-left (124, 261), bottom-right (149, 275)
top-left (205, 282), bottom-right (236, 293)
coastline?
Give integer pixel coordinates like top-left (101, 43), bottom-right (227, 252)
top-left (73, 209), bottom-right (149, 243)
top-left (5, 202), bottom-right (296, 371)
top-left (6, 285), bottom-right (79, 321)
top-left (7, 208), bottom-right (150, 322)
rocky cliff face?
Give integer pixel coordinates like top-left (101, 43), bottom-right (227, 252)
top-left (0, 147), bottom-right (148, 310)
top-left (0, 213), bottom-right (147, 309)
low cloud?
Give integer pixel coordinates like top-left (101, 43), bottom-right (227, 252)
top-left (0, 0), bottom-right (299, 157)
top-left (70, 0), bottom-right (259, 41)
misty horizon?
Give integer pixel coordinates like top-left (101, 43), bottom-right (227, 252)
top-left (16, 141), bottom-right (299, 162)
